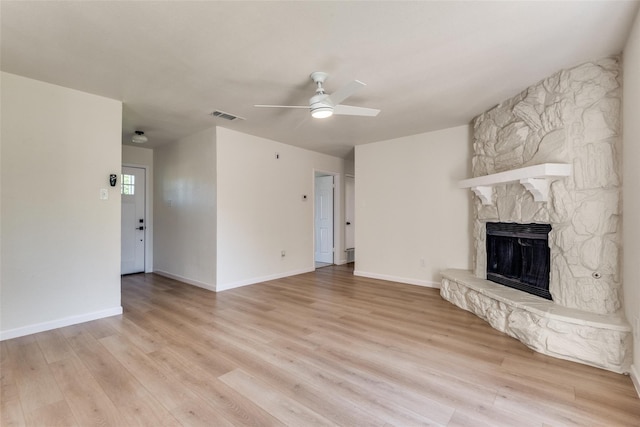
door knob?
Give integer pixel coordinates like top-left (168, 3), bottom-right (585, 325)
top-left (137, 226), bottom-right (144, 230)
top-left (346, 222), bottom-right (351, 225)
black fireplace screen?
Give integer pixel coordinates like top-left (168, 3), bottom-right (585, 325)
top-left (486, 222), bottom-right (552, 300)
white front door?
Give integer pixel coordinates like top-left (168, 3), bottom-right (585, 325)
top-left (315, 175), bottom-right (334, 264)
top-left (121, 166), bottom-right (145, 274)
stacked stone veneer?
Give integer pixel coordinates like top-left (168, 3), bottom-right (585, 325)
top-left (441, 57), bottom-right (631, 373)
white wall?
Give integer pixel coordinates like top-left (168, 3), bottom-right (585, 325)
top-left (355, 125), bottom-right (471, 287)
top-left (153, 128), bottom-right (216, 290)
top-left (216, 128), bottom-right (344, 290)
top-left (122, 145), bottom-right (154, 272)
top-left (0, 72), bottom-right (122, 339)
top-left (344, 148), bottom-right (355, 176)
top-left (123, 145), bottom-right (153, 167)
top-left (623, 8), bottom-right (640, 394)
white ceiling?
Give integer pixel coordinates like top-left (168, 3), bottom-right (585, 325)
top-left (2, 1), bottom-right (638, 158)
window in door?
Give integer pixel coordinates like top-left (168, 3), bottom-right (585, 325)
top-left (121, 174), bottom-right (135, 195)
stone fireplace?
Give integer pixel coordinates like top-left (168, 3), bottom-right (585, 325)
top-left (441, 58), bottom-right (632, 373)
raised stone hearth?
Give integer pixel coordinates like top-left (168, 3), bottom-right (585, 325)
top-left (443, 57), bottom-right (632, 373)
top-left (441, 269), bottom-right (631, 373)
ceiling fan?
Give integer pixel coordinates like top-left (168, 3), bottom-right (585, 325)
top-left (255, 72), bottom-right (380, 119)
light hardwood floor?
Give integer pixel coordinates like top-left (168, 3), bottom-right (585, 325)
top-left (2, 264), bottom-right (639, 426)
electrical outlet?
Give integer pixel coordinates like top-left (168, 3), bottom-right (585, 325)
top-left (281, 250), bottom-right (286, 257)
top-left (99, 188), bottom-right (108, 200)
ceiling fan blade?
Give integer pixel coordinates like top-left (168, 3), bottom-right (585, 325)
top-left (254, 104), bottom-right (309, 109)
top-left (326, 80), bottom-right (366, 106)
top-left (333, 104), bottom-right (380, 117)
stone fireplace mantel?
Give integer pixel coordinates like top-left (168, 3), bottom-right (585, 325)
top-left (459, 163), bottom-right (572, 204)
top-left (441, 269), bottom-right (631, 373)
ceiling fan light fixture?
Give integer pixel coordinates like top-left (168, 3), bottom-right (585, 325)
top-left (311, 107), bottom-right (333, 119)
top-left (132, 130), bottom-right (148, 144)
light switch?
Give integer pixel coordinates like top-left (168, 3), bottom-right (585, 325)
top-left (100, 188), bottom-right (108, 200)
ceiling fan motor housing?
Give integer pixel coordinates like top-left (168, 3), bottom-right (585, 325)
top-left (310, 93), bottom-right (331, 108)
top-left (309, 93), bottom-right (333, 118)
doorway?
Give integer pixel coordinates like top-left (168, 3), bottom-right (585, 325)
top-left (314, 173), bottom-right (334, 268)
top-left (121, 166), bottom-right (146, 274)
top-left (345, 174), bottom-right (355, 263)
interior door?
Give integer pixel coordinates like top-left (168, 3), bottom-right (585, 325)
top-left (345, 175), bottom-right (355, 250)
top-left (315, 175), bottom-right (334, 264)
top-left (121, 166), bottom-right (145, 274)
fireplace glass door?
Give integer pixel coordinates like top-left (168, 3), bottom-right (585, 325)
top-left (486, 222), bottom-right (552, 300)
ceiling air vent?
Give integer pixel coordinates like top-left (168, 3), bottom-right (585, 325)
top-left (210, 110), bottom-right (245, 121)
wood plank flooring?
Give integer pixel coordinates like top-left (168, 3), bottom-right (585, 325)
top-left (2, 264), bottom-right (639, 426)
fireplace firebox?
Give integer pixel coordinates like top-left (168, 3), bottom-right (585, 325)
top-left (486, 222), bottom-right (552, 300)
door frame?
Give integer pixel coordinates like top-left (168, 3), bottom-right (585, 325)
top-left (122, 163), bottom-right (153, 273)
top-left (312, 169), bottom-right (343, 267)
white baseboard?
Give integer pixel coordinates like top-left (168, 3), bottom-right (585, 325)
top-left (153, 270), bottom-right (216, 292)
top-left (631, 364), bottom-right (640, 398)
top-left (0, 306), bottom-right (123, 341)
top-left (354, 270), bottom-right (441, 289)
top-left (217, 267), bottom-right (315, 292)
top-left (334, 258), bottom-right (349, 265)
